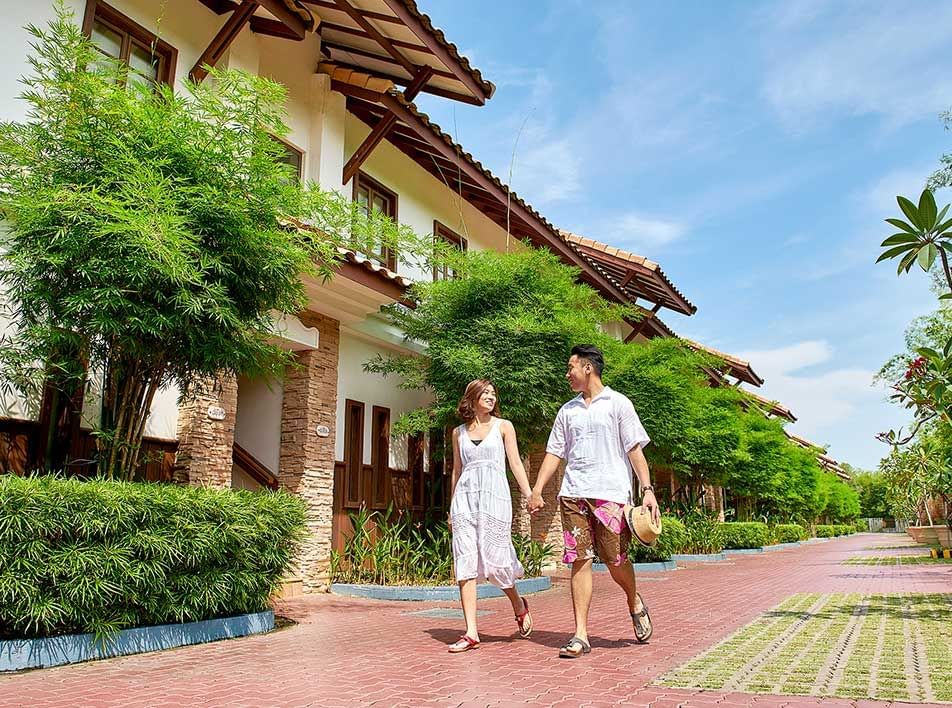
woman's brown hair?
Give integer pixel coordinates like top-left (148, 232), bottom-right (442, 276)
top-left (456, 379), bottom-right (500, 423)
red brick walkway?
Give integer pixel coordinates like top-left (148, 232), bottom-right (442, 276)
top-left (2, 534), bottom-right (949, 708)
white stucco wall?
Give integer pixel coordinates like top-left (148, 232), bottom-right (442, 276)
top-left (335, 330), bottom-right (432, 469)
top-left (234, 375), bottom-right (283, 474)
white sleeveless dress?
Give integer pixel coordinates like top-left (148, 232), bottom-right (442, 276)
top-left (450, 419), bottom-right (525, 588)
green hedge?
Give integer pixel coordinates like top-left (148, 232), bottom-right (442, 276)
top-left (816, 524), bottom-right (836, 537)
top-left (720, 522), bottom-right (770, 549)
top-left (630, 516), bottom-right (687, 562)
top-left (772, 523), bottom-right (807, 544)
top-left (834, 524), bottom-right (853, 536)
top-left (0, 474), bottom-right (305, 640)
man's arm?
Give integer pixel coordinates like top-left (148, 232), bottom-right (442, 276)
top-left (528, 453), bottom-right (562, 514)
top-left (627, 444), bottom-right (659, 523)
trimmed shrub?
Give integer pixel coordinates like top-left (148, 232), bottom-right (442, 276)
top-left (816, 524), bottom-right (836, 538)
top-left (630, 516), bottom-right (687, 562)
top-left (834, 524), bottom-right (853, 536)
top-left (720, 522), bottom-right (770, 549)
top-left (772, 523), bottom-right (807, 544)
top-left (853, 519), bottom-right (868, 533)
top-left (682, 510), bottom-right (724, 554)
top-left (0, 474), bottom-right (305, 640)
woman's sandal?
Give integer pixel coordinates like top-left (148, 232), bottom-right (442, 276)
top-left (448, 634), bottom-right (480, 653)
top-left (515, 597), bottom-right (533, 638)
top-left (631, 592), bottom-right (653, 643)
top-left (558, 635), bottom-right (591, 658)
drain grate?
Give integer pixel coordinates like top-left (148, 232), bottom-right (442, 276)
top-left (657, 593), bottom-right (952, 703)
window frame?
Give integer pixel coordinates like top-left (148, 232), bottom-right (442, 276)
top-left (432, 220), bottom-right (468, 281)
top-left (353, 171), bottom-right (398, 272)
top-left (82, 0), bottom-right (178, 88)
top-left (271, 134), bottom-right (305, 181)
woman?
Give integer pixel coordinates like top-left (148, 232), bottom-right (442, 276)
top-left (447, 379), bottom-right (534, 653)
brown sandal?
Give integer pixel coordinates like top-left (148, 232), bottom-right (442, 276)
top-left (448, 634), bottom-right (480, 653)
top-left (631, 592), bottom-right (653, 643)
top-left (558, 636), bottom-right (591, 658)
top-left (515, 598), bottom-right (533, 638)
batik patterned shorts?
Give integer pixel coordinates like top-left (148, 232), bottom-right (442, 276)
top-left (559, 497), bottom-right (631, 566)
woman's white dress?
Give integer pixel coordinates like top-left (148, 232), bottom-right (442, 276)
top-left (450, 418), bottom-right (524, 587)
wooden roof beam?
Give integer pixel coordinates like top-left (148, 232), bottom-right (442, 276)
top-left (190, 0), bottom-right (259, 83)
top-left (303, 0), bottom-right (404, 25)
top-left (331, 0), bottom-right (416, 75)
top-left (381, 0), bottom-right (492, 104)
top-left (624, 302), bottom-right (662, 343)
top-left (258, 0), bottom-right (310, 39)
top-left (328, 58), bottom-right (481, 105)
top-left (321, 21), bottom-right (434, 54)
top-left (322, 41), bottom-right (457, 81)
top-left (342, 66), bottom-right (433, 185)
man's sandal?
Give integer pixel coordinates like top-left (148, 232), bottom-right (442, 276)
top-left (448, 635), bottom-right (480, 653)
top-left (515, 598), bottom-right (533, 638)
top-left (631, 592), bottom-right (653, 643)
top-left (558, 636), bottom-right (591, 658)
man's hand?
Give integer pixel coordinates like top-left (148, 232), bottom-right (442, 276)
top-left (447, 512), bottom-right (452, 530)
top-left (642, 489), bottom-right (660, 524)
top-left (527, 490), bottom-right (545, 515)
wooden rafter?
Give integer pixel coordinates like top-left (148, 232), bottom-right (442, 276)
top-left (321, 21), bottom-right (434, 55)
top-left (304, 0), bottom-right (403, 25)
top-left (624, 302), bottom-right (662, 343)
top-left (381, 0), bottom-right (491, 104)
top-left (328, 57), bottom-right (481, 104)
top-left (331, 0), bottom-right (415, 74)
top-left (258, 0), bottom-right (311, 39)
top-left (190, 0), bottom-right (259, 83)
top-left (321, 40), bottom-right (456, 81)
top-left (342, 66), bottom-right (433, 185)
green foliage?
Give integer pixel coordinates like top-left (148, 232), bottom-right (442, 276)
top-left (367, 248), bottom-right (629, 445)
top-left (330, 507), bottom-right (553, 585)
top-left (512, 533), bottom-right (555, 579)
top-left (605, 338), bottom-right (743, 490)
top-left (771, 523), bottom-right (807, 543)
top-left (853, 519), bottom-right (868, 533)
top-left (0, 6), bottom-right (438, 478)
top-left (820, 474), bottom-right (861, 522)
top-left (849, 470), bottom-right (889, 518)
top-left (0, 474), bottom-right (305, 640)
top-left (629, 515), bottom-right (687, 562)
top-left (720, 522), bottom-right (770, 549)
top-left (815, 524), bottom-right (836, 538)
top-left (876, 189), bottom-right (952, 281)
top-left (680, 509), bottom-right (724, 554)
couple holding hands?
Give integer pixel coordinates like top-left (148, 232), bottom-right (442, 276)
top-left (447, 344), bottom-right (661, 658)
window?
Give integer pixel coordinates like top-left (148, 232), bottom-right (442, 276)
top-left (408, 432), bottom-right (425, 510)
top-left (271, 135), bottom-right (304, 181)
top-left (353, 172), bottom-right (398, 271)
top-left (343, 400), bottom-right (364, 509)
top-left (83, 0), bottom-right (177, 88)
top-left (370, 406), bottom-right (391, 509)
top-left (433, 221), bottom-right (467, 281)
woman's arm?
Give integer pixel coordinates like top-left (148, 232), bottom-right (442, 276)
top-left (500, 419), bottom-right (532, 498)
top-left (449, 426), bottom-right (462, 506)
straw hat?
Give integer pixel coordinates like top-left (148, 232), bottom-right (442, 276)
top-left (625, 504), bottom-right (662, 547)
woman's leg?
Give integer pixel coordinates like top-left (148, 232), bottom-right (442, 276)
top-left (458, 579), bottom-right (479, 639)
top-left (501, 585), bottom-right (524, 615)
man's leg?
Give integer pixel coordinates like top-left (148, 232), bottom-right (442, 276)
top-left (570, 558), bottom-right (594, 643)
top-left (606, 560), bottom-right (639, 614)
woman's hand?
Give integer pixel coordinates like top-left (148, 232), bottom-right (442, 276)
top-left (447, 511), bottom-right (452, 530)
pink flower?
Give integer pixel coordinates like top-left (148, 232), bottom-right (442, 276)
top-left (563, 530), bottom-right (577, 549)
top-left (563, 549), bottom-right (578, 564)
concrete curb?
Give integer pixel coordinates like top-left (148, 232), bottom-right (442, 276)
top-left (671, 552), bottom-right (728, 562)
top-left (330, 576), bottom-right (551, 601)
top-left (724, 547), bottom-right (766, 554)
top-left (0, 611), bottom-right (274, 672)
top-left (765, 541), bottom-right (803, 550)
top-left (589, 560), bottom-right (677, 572)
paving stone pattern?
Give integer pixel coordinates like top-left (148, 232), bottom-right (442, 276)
top-left (1, 533), bottom-right (949, 707)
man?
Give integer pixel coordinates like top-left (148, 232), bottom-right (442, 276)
top-left (528, 344), bottom-right (659, 658)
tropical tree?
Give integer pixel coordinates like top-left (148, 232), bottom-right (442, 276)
top-left (0, 7), bottom-right (436, 478)
top-left (848, 469), bottom-right (889, 519)
top-left (366, 248), bottom-right (629, 446)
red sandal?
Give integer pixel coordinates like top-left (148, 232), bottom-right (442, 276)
top-left (515, 598), bottom-right (533, 638)
top-left (448, 635), bottom-right (480, 653)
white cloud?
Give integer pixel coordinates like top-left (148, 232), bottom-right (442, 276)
top-left (736, 339), bottom-right (907, 469)
top-left (613, 212), bottom-right (687, 250)
top-left (858, 165), bottom-right (934, 215)
top-left (761, 3), bottom-right (952, 130)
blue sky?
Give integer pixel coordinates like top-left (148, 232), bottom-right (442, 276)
top-left (414, 0), bottom-right (952, 470)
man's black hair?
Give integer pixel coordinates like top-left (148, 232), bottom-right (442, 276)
top-left (570, 344), bottom-right (604, 376)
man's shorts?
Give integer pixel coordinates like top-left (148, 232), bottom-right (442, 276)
top-left (559, 497), bottom-right (632, 566)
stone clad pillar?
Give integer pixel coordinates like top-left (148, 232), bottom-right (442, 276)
top-left (279, 311), bottom-right (340, 592)
top-left (525, 447), bottom-right (565, 565)
top-left (174, 374), bottom-right (239, 487)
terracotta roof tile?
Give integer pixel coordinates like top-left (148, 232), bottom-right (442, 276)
top-left (744, 390), bottom-right (796, 422)
top-left (683, 339), bottom-right (764, 387)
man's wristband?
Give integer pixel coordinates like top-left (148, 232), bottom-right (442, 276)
top-left (641, 485), bottom-right (654, 496)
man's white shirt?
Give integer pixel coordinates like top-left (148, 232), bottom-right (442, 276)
top-left (545, 386), bottom-right (651, 505)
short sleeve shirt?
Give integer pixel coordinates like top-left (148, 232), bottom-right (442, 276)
top-left (545, 386), bottom-right (650, 505)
